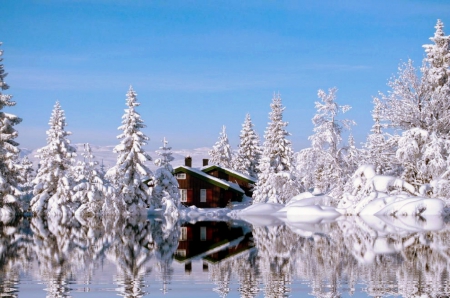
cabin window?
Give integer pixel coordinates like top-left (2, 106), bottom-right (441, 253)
top-left (179, 227), bottom-right (187, 241)
top-left (177, 173), bottom-right (186, 179)
top-left (180, 189), bottom-right (187, 202)
top-left (200, 226), bottom-right (207, 241)
top-left (200, 189), bottom-right (207, 202)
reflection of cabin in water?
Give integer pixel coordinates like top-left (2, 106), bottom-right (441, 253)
top-left (173, 157), bottom-right (257, 208)
top-left (174, 221), bottom-right (254, 272)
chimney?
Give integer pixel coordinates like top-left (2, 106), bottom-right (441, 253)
top-left (185, 156), bottom-right (192, 167)
top-left (203, 159), bottom-right (209, 166)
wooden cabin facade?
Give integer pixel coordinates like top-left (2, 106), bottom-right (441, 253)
top-left (174, 166), bottom-right (244, 208)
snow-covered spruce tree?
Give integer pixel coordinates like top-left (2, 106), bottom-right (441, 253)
top-left (252, 93), bottom-right (300, 204)
top-left (73, 143), bottom-right (107, 219)
top-left (105, 86), bottom-right (152, 215)
top-left (0, 43), bottom-right (23, 221)
top-left (152, 137), bottom-right (180, 216)
top-left (209, 125), bottom-right (233, 168)
top-left (296, 88), bottom-right (354, 197)
top-left (379, 20), bottom-right (450, 195)
top-left (18, 156), bottom-right (34, 208)
top-left (423, 19), bottom-right (450, 93)
top-left (363, 98), bottom-right (399, 175)
top-left (30, 101), bottom-right (77, 218)
top-left (233, 113), bottom-right (262, 178)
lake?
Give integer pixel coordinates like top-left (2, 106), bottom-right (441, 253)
top-left (1, 214), bottom-right (449, 297)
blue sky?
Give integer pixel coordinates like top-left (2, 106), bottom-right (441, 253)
top-left (1, 0), bottom-right (448, 151)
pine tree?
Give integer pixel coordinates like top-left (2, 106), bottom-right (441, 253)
top-left (297, 88), bottom-right (354, 196)
top-left (106, 86), bottom-right (152, 215)
top-left (233, 113), bottom-right (262, 178)
top-left (30, 101), bottom-right (77, 217)
top-left (73, 143), bottom-right (106, 219)
top-left (252, 93), bottom-right (299, 204)
top-left (0, 42), bottom-right (23, 221)
top-left (423, 19), bottom-right (450, 92)
top-left (18, 156), bottom-right (34, 207)
top-left (152, 137), bottom-right (180, 216)
top-left (209, 125), bottom-right (233, 168)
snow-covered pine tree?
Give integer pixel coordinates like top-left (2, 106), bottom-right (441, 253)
top-left (209, 125), bottom-right (233, 168)
top-left (0, 43), bottom-right (23, 221)
top-left (73, 143), bottom-right (106, 219)
top-left (18, 156), bottom-right (34, 208)
top-left (363, 98), bottom-right (399, 175)
top-left (233, 113), bottom-right (262, 178)
top-left (252, 93), bottom-right (299, 204)
top-left (152, 137), bottom-right (180, 216)
top-left (30, 101), bottom-right (77, 217)
top-left (297, 88), bottom-right (354, 196)
top-left (423, 19), bottom-right (450, 92)
top-left (106, 86), bottom-right (152, 215)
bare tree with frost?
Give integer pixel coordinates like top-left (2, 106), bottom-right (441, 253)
top-left (0, 43), bottom-right (23, 222)
top-left (297, 88), bottom-right (354, 197)
top-left (233, 113), bottom-right (262, 178)
top-left (209, 125), bottom-right (233, 168)
top-left (152, 137), bottom-right (180, 216)
top-left (106, 86), bottom-right (152, 215)
top-left (30, 101), bottom-right (76, 218)
top-left (252, 93), bottom-right (300, 204)
top-left (73, 143), bottom-right (107, 220)
top-left (379, 20), bottom-right (450, 195)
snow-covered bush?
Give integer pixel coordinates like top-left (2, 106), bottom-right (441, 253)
top-left (30, 102), bottom-right (77, 219)
top-left (253, 93), bottom-right (300, 204)
top-left (106, 86), bottom-right (153, 215)
top-left (209, 125), bottom-right (233, 168)
top-left (233, 113), bottom-right (262, 178)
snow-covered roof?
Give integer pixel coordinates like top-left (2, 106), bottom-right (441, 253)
top-left (174, 165), bottom-right (244, 194)
top-left (200, 164), bottom-right (257, 184)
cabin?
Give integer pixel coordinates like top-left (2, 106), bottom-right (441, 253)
top-left (173, 157), bottom-right (256, 208)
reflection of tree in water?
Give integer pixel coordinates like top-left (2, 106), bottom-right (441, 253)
top-left (208, 247), bottom-right (260, 298)
top-left (30, 216), bottom-right (76, 298)
top-left (106, 215), bottom-right (155, 298)
top-left (0, 218), bottom-right (33, 298)
top-left (152, 215), bottom-right (180, 294)
top-left (210, 260), bottom-right (232, 297)
top-left (252, 225), bottom-right (298, 297)
top-left (235, 249), bottom-right (259, 298)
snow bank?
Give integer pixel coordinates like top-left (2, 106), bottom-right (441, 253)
top-left (239, 202), bottom-right (285, 215)
top-left (285, 205), bottom-right (341, 223)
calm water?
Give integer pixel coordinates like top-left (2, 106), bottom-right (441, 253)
top-left (1, 214), bottom-right (449, 297)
